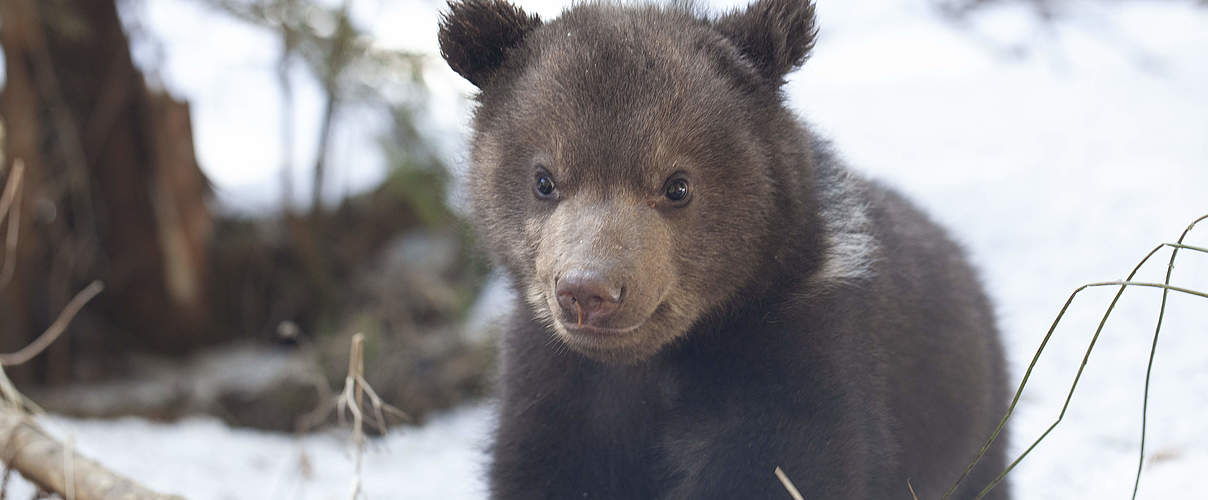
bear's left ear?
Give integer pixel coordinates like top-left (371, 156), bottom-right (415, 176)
top-left (714, 0), bottom-right (817, 85)
top-left (439, 0), bottom-right (543, 88)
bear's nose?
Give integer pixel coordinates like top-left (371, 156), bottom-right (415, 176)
top-left (555, 271), bottom-right (622, 327)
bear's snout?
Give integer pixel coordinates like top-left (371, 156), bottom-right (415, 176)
top-left (555, 271), bottom-right (623, 327)
top-left (536, 197), bottom-right (674, 349)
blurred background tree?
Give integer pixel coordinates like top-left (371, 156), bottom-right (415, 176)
top-left (0, 0), bottom-right (488, 430)
top-left (936, 0), bottom-right (1207, 19)
top-left (0, 0), bottom-right (213, 384)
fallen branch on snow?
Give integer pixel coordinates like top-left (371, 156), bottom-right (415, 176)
top-left (0, 275), bottom-right (185, 500)
top-left (0, 410), bottom-right (186, 500)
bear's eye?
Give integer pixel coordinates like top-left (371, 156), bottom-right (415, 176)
top-left (663, 177), bottom-right (691, 204)
top-left (534, 171), bottom-right (557, 199)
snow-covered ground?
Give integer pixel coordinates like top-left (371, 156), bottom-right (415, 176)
top-left (8, 0), bottom-right (1208, 498)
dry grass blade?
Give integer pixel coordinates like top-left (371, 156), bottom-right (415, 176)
top-left (63, 434), bottom-right (75, 500)
top-left (0, 160), bottom-right (25, 288)
top-left (0, 161), bottom-right (21, 229)
top-left (299, 335), bottom-right (408, 437)
top-left (2, 465), bottom-right (13, 499)
top-left (338, 372), bottom-right (364, 500)
top-left (774, 466), bottom-right (804, 500)
top-left (340, 333), bottom-right (366, 500)
top-left (310, 333), bottom-right (409, 500)
top-left (941, 215), bottom-right (1208, 500)
top-left (0, 281), bottom-right (104, 367)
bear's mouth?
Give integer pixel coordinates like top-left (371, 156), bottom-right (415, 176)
top-left (546, 294), bottom-right (655, 344)
top-left (552, 313), bottom-right (654, 358)
top-left (547, 299), bottom-right (682, 363)
top-left (558, 318), bottom-right (647, 337)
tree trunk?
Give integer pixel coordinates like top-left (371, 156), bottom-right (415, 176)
top-left (0, 0), bottom-right (214, 384)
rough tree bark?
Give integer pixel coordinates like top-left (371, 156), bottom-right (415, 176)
top-left (0, 0), bottom-right (214, 384)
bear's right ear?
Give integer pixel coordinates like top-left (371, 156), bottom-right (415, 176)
top-left (439, 0), bottom-right (543, 88)
top-left (714, 0), bottom-right (817, 85)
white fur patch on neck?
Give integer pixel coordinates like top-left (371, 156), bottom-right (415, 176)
top-left (811, 165), bottom-right (881, 284)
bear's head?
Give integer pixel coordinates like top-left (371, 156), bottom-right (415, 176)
top-left (440, 0), bottom-right (820, 363)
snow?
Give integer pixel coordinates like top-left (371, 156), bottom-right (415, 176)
top-left (8, 0), bottom-right (1208, 498)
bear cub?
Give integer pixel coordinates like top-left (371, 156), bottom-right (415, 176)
top-left (439, 0), bottom-right (1010, 498)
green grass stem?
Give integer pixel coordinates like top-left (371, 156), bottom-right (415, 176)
top-left (1130, 215), bottom-right (1207, 500)
top-left (940, 216), bottom-right (1208, 500)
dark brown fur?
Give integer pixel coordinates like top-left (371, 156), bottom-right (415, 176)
top-left (439, 1), bottom-right (1011, 498)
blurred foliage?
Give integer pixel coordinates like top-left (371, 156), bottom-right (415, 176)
top-left (197, 0), bottom-right (447, 223)
top-left (381, 104), bottom-right (451, 227)
top-left (201, 0), bottom-right (428, 93)
top-left (193, 0), bottom-right (473, 332)
top-left (936, 0), bottom-right (1207, 20)
top-left (935, 0), bottom-right (1057, 19)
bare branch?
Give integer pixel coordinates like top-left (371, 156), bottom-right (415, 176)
top-left (0, 281), bottom-right (104, 366)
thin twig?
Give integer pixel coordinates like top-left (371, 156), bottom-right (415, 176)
top-left (0, 366), bottom-right (42, 415)
top-left (63, 434), bottom-right (74, 500)
top-left (1, 465), bottom-right (11, 500)
top-left (354, 375), bottom-right (408, 432)
top-left (302, 335), bottom-right (408, 432)
top-left (297, 332), bottom-right (410, 498)
top-left (345, 333), bottom-right (365, 500)
top-left (0, 281), bottom-right (104, 366)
